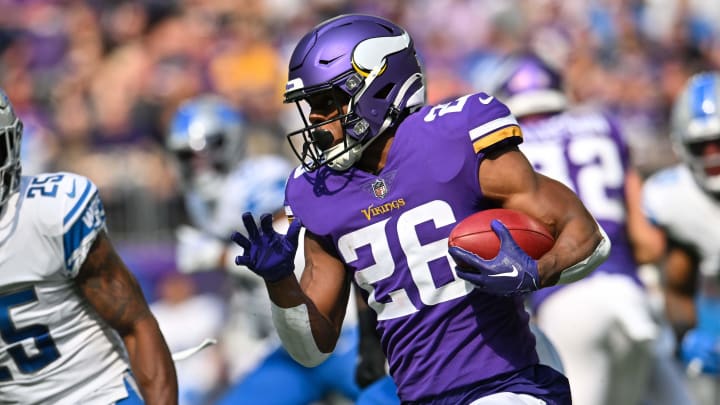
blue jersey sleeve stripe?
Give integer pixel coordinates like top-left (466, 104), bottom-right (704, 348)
top-left (63, 179), bottom-right (93, 226)
top-left (63, 215), bottom-right (88, 263)
top-left (63, 225), bottom-right (101, 277)
top-left (63, 193), bottom-right (106, 277)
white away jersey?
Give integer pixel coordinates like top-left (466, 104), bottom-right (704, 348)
top-left (643, 164), bottom-right (720, 278)
top-left (0, 173), bottom-right (131, 404)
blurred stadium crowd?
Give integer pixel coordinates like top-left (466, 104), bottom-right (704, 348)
top-left (4, 0), bottom-right (720, 239)
top-left (3, 0), bottom-right (720, 403)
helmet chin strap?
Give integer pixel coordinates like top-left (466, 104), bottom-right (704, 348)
top-left (326, 141), bottom-right (362, 171)
top-left (326, 72), bottom-right (424, 171)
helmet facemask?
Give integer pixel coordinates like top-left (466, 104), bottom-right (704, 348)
top-left (0, 93), bottom-right (22, 209)
top-left (682, 138), bottom-right (720, 194)
top-left (286, 85), bottom-right (364, 172)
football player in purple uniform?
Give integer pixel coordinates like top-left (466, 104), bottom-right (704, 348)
top-left (231, 14), bottom-right (610, 404)
top-left (488, 52), bottom-right (693, 405)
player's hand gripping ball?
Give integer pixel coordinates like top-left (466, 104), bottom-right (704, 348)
top-left (448, 209), bottom-right (554, 295)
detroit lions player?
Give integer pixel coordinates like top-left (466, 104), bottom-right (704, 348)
top-left (166, 95), bottom-right (361, 404)
top-left (231, 14), bottom-right (610, 404)
top-left (643, 71), bottom-right (720, 405)
top-left (487, 52), bottom-right (684, 405)
top-left (0, 88), bottom-right (178, 404)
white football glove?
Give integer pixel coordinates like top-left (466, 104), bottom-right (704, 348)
top-left (175, 225), bottom-right (225, 273)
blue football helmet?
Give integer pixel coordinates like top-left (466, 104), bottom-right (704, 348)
top-left (0, 89), bottom-right (22, 207)
top-left (487, 52), bottom-right (567, 118)
top-left (167, 95), bottom-right (245, 199)
top-left (672, 72), bottom-right (720, 194)
top-left (284, 14), bottom-right (425, 171)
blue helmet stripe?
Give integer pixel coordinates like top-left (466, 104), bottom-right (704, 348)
top-left (690, 74), bottom-right (719, 119)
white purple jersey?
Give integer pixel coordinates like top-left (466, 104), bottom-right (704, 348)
top-left (518, 108), bottom-right (641, 308)
top-left (285, 93), bottom-right (570, 403)
top-left (0, 173), bottom-right (132, 404)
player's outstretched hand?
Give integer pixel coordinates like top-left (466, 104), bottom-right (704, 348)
top-left (448, 220), bottom-right (540, 296)
top-left (231, 212), bottom-right (302, 283)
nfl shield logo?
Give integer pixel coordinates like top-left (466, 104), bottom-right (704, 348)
top-left (372, 179), bottom-right (387, 199)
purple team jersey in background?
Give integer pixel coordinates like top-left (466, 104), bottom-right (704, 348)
top-left (519, 108), bottom-right (641, 311)
top-left (285, 93), bottom-right (570, 403)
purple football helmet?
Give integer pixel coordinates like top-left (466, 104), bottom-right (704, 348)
top-left (284, 14), bottom-right (425, 171)
top-left (489, 53), bottom-right (567, 118)
top-left (0, 89), bottom-right (22, 208)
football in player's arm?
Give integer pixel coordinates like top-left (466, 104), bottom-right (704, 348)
top-left (232, 14), bottom-right (610, 404)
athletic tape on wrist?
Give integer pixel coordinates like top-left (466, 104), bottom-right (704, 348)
top-left (557, 222), bottom-right (611, 284)
top-left (271, 302), bottom-right (331, 367)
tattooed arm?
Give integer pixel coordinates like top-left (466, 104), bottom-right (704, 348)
top-left (76, 230), bottom-right (178, 405)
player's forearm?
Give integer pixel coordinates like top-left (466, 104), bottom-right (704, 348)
top-left (266, 276), bottom-right (340, 363)
top-left (624, 170), bottom-right (667, 264)
top-left (265, 273), bottom-right (307, 307)
top-left (122, 317), bottom-right (178, 405)
top-left (537, 215), bottom-right (610, 286)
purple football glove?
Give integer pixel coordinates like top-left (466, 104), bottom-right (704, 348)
top-left (448, 219), bottom-right (540, 296)
top-left (231, 212), bottom-right (302, 283)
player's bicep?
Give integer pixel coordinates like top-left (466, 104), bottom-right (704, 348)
top-left (75, 230), bottom-right (153, 335)
top-left (479, 147), bottom-right (576, 233)
top-left (300, 230), bottom-right (351, 329)
top-left (478, 147), bottom-right (537, 197)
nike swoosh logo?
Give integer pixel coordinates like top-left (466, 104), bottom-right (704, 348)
top-left (66, 180), bottom-right (76, 198)
top-left (488, 265), bottom-right (519, 278)
top-left (478, 95), bottom-right (494, 105)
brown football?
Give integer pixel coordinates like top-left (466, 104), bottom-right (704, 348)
top-left (449, 209), bottom-right (554, 260)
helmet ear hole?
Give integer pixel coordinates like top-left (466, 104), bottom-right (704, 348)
top-left (373, 83), bottom-right (394, 100)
